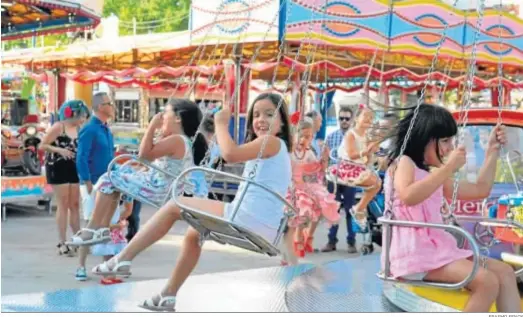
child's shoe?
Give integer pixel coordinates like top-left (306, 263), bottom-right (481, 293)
top-left (304, 236), bottom-right (314, 253)
top-left (293, 241), bottom-right (305, 258)
top-left (75, 267), bottom-right (87, 281)
top-left (100, 277), bottom-right (123, 285)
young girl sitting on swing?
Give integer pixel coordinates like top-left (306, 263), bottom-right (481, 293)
top-left (383, 104), bottom-right (519, 313)
top-left (285, 118), bottom-right (340, 259)
top-left (333, 105), bottom-right (382, 229)
top-left (67, 99), bottom-right (209, 247)
top-left (89, 92), bottom-right (293, 312)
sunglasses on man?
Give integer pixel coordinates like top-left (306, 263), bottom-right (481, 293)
top-left (339, 116), bottom-right (351, 121)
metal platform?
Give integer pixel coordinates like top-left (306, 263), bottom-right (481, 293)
top-left (1, 254), bottom-right (402, 312)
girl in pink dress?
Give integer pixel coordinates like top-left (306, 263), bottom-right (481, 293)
top-left (382, 104), bottom-right (519, 313)
top-left (286, 119), bottom-right (340, 258)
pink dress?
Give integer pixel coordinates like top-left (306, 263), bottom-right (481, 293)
top-left (286, 150), bottom-right (340, 227)
top-left (381, 161), bottom-right (473, 278)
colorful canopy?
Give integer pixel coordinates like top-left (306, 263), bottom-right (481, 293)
top-left (1, 0), bottom-right (102, 41)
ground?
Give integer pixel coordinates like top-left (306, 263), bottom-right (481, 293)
top-left (1, 202), bottom-right (373, 296)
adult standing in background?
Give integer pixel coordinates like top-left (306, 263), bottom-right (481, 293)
top-left (74, 92), bottom-right (115, 280)
top-left (76, 92), bottom-right (115, 207)
top-left (320, 105), bottom-right (359, 254)
top-left (40, 100), bottom-right (89, 256)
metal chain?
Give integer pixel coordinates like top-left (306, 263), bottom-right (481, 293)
top-left (447, 0), bottom-right (486, 224)
top-left (167, 9), bottom-right (223, 100)
top-left (384, 0), bottom-right (461, 219)
top-left (199, 0), bottom-right (295, 196)
top-left (184, 38), bottom-right (227, 98)
top-left (247, 0), bottom-right (320, 180)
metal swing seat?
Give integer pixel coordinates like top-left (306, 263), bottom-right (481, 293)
top-left (106, 154), bottom-right (193, 208)
top-left (173, 166), bottom-right (297, 257)
top-left (326, 147), bottom-right (381, 191)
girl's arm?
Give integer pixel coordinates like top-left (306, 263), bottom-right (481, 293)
top-left (443, 148), bottom-right (500, 201)
top-left (344, 132), bottom-right (378, 161)
top-left (216, 122), bottom-right (281, 163)
top-left (320, 143), bottom-right (330, 170)
top-left (138, 114), bottom-right (183, 161)
top-left (394, 156), bottom-right (455, 206)
top-left (39, 123), bottom-right (64, 153)
top-left (138, 134), bottom-right (185, 162)
top-left (443, 125), bottom-right (505, 201)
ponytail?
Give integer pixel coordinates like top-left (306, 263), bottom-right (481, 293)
top-left (192, 132), bottom-right (208, 166)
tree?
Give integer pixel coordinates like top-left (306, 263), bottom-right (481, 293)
top-left (103, 0), bottom-right (190, 36)
top-left (3, 0), bottom-right (191, 49)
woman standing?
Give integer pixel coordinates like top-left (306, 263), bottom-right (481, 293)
top-left (40, 100), bottom-right (89, 256)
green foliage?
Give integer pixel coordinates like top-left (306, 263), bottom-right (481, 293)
top-left (3, 0), bottom-right (191, 49)
top-left (103, 0), bottom-right (190, 35)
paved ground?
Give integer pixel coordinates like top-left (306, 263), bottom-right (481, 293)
top-left (1, 201), bottom-right (376, 296)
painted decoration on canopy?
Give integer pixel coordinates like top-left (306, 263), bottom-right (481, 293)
top-left (284, 0), bottom-right (523, 69)
top-left (190, 0), bottom-right (280, 45)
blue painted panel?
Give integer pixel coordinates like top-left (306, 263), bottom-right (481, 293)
top-left (228, 115), bottom-right (247, 145)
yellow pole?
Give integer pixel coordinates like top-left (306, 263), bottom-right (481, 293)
top-left (73, 82), bottom-right (93, 108)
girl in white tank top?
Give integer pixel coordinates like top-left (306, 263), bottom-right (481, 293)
top-left (337, 106), bottom-right (382, 229)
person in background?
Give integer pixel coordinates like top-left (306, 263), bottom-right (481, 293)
top-left (40, 100), bottom-right (89, 256)
top-left (305, 110), bottom-right (325, 157)
top-left (321, 105), bottom-right (359, 254)
top-left (74, 91), bottom-right (115, 280)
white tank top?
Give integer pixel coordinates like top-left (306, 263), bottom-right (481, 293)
top-left (337, 129), bottom-right (367, 164)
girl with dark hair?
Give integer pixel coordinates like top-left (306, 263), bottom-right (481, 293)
top-left (382, 104), bottom-right (518, 312)
top-left (67, 98), bottom-right (207, 249)
top-left (90, 92), bottom-right (293, 312)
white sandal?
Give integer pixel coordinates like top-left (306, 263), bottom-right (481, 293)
top-left (92, 258), bottom-right (132, 277)
top-left (139, 294), bottom-right (176, 312)
top-left (66, 228), bottom-right (111, 246)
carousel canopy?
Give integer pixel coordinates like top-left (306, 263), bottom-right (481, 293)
top-left (1, 0), bottom-right (103, 41)
top-left (2, 0), bottom-right (522, 88)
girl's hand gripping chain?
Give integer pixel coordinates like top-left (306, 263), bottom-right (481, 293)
top-left (214, 107), bottom-right (230, 127)
top-left (446, 145), bottom-right (467, 172)
top-left (487, 124), bottom-right (507, 152)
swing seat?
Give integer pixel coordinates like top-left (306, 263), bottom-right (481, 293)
top-left (494, 193), bottom-right (523, 244)
top-left (209, 163), bottom-right (243, 198)
top-left (173, 167), bottom-right (296, 257)
top-left (326, 148), bottom-right (377, 189)
top-left (326, 160), bottom-right (375, 189)
top-left (377, 217), bottom-right (482, 290)
top-left (107, 154), bottom-right (189, 208)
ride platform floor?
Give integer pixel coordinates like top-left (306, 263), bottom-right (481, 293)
top-left (1, 253), bottom-right (401, 312)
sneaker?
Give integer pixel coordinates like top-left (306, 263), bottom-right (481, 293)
top-left (75, 267), bottom-right (87, 281)
top-left (347, 243), bottom-right (357, 254)
top-left (320, 243), bottom-right (337, 252)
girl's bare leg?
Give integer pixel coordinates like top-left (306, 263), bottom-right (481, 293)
top-left (424, 258), bottom-right (500, 312)
top-left (106, 198), bottom-right (224, 281)
top-left (354, 173), bottom-right (381, 212)
top-left (68, 184), bottom-right (81, 234)
top-left (307, 221), bottom-right (319, 238)
top-left (77, 192), bottom-right (120, 240)
top-left (159, 199), bottom-right (225, 296)
top-left (282, 227), bottom-right (298, 265)
top-left (484, 258), bottom-right (521, 312)
top-left (53, 184), bottom-right (71, 243)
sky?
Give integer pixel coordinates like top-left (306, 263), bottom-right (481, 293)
top-left (441, 0), bottom-right (523, 18)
